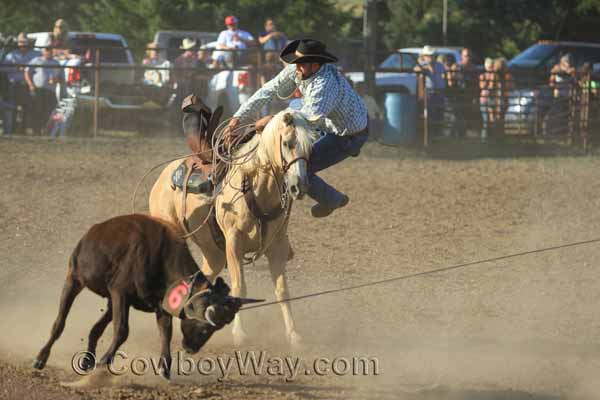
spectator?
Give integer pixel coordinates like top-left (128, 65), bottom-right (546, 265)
top-left (24, 36), bottom-right (61, 135)
top-left (545, 54), bottom-right (577, 136)
top-left (172, 38), bottom-right (200, 126)
top-left (453, 47), bottom-right (479, 136)
top-left (438, 54), bottom-right (458, 87)
top-left (50, 18), bottom-right (71, 60)
top-left (479, 57), bottom-right (495, 143)
top-left (258, 18), bottom-right (287, 59)
top-left (455, 47), bottom-right (477, 88)
top-left (142, 42), bottom-right (169, 87)
top-left (414, 45), bottom-right (446, 135)
top-left (215, 15), bottom-right (255, 66)
top-left (550, 53), bottom-right (576, 99)
top-left (490, 57), bottom-right (513, 139)
top-left (3, 33), bottom-right (37, 135)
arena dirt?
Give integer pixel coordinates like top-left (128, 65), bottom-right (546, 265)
top-left (2, 136), bottom-right (600, 399)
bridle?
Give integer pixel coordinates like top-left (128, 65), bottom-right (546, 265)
top-left (278, 120), bottom-right (309, 175)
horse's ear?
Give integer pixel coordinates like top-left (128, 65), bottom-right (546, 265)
top-left (283, 113), bottom-right (294, 127)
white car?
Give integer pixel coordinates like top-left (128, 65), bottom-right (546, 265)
top-left (346, 46), bottom-right (463, 95)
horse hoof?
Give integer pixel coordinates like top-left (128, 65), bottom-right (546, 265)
top-left (288, 332), bottom-right (303, 348)
top-left (32, 359), bottom-right (45, 370)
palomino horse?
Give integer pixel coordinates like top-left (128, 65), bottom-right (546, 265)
top-left (149, 110), bottom-right (317, 345)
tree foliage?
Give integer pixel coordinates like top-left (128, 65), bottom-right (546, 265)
top-left (2, 0), bottom-right (600, 62)
top-left (0, 0), bottom-right (360, 53)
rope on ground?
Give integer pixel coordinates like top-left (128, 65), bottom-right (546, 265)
top-left (240, 236), bottom-right (600, 311)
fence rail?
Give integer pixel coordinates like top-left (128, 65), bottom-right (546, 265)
top-left (1, 44), bottom-right (599, 152)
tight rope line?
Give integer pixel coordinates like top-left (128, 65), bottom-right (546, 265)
top-left (240, 236), bottom-right (600, 311)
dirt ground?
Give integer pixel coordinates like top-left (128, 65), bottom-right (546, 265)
top-left (2, 135), bottom-right (600, 400)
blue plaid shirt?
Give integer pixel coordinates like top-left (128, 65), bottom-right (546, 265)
top-left (234, 64), bottom-right (367, 136)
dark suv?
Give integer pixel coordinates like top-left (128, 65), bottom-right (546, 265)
top-left (510, 42), bottom-right (600, 70)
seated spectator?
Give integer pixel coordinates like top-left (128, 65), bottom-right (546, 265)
top-left (142, 42), bottom-right (170, 86)
top-left (258, 18), bottom-right (287, 59)
top-left (50, 18), bottom-right (72, 60)
top-left (24, 36), bottom-right (61, 135)
top-left (197, 49), bottom-right (214, 69)
top-left (3, 32), bottom-right (38, 135)
top-left (215, 15), bottom-right (255, 67)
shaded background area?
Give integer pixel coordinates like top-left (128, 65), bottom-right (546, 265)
top-left (3, 0), bottom-right (600, 61)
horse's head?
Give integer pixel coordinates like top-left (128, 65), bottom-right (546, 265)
top-left (263, 110), bottom-right (317, 200)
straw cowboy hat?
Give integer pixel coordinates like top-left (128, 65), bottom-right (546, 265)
top-left (280, 39), bottom-right (338, 64)
top-left (421, 45), bottom-right (435, 56)
top-left (180, 38), bottom-right (197, 50)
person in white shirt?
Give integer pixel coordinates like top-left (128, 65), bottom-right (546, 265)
top-left (215, 15), bottom-right (254, 67)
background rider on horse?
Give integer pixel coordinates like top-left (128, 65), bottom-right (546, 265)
top-left (226, 39), bottom-right (369, 218)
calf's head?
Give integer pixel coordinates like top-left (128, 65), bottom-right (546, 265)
top-left (162, 273), bottom-right (259, 354)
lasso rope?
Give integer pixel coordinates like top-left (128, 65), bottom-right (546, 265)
top-left (241, 236), bottom-right (600, 311)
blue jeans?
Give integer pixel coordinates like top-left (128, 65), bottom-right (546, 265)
top-left (307, 132), bottom-right (368, 208)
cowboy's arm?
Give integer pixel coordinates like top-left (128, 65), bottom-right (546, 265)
top-left (233, 64), bottom-right (296, 123)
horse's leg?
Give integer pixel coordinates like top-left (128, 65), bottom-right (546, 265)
top-left (155, 309), bottom-right (173, 380)
top-left (81, 300), bottom-right (113, 371)
top-left (33, 271), bottom-right (83, 369)
top-left (225, 229), bottom-right (248, 346)
top-left (98, 288), bottom-right (130, 366)
top-left (265, 234), bottom-right (302, 347)
top-left (189, 228), bottom-right (226, 283)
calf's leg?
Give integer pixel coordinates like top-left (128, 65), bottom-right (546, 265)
top-left (33, 272), bottom-right (83, 369)
top-left (155, 310), bottom-right (173, 380)
top-left (80, 301), bottom-right (113, 371)
top-left (98, 289), bottom-right (130, 366)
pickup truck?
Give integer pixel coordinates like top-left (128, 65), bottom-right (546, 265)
top-left (28, 32), bottom-right (146, 109)
top-left (505, 41), bottom-right (600, 134)
top-left (346, 46), bottom-right (463, 95)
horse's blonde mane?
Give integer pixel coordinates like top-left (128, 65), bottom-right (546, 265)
top-left (237, 110), bottom-right (317, 174)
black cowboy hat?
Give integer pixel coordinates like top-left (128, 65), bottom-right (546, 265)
top-left (280, 39), bottom-right (338, 64)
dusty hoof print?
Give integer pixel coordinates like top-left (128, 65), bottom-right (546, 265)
top-left (60, 368), bottom-right (114, 389)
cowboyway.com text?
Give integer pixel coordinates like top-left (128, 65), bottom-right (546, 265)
top-left (72, 350), bottom-right (380, 381)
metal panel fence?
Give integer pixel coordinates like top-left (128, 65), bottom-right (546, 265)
top-left (1, 44), bottom-right (599, 151)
